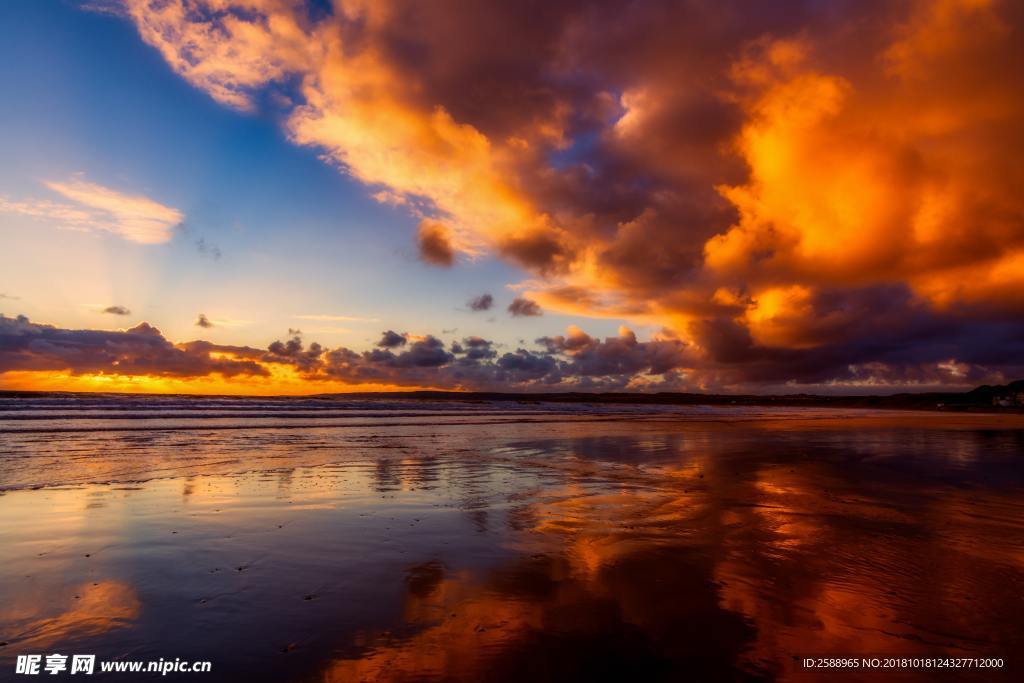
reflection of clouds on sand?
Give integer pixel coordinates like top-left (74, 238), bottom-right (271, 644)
top-left (712, 466), bottom-right (900, 673)
top-left (524, 484), bottom-right (706, 580)
top-left (321, 424), bottom-right (1024, 680)
top-left (327, 568), bottom-right (544, 682)
top-left (1, 580), bottom-right (141, 651)
top-left (489, 432), bottom-right (715, 583)
top-left (2, 416), bottom-right (1024, 681)
top-left (710, 463), bottom-right (1024, 679)
top-left (321, 438), bottom-right (760, 681)
top-left (324, 551), bottom-right (763, 682)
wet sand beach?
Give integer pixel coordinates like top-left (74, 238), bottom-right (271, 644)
top-left (1, 397), bottom-right (1023, 681)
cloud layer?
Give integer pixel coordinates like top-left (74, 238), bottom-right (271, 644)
top-left (0, 314), bottom-right (694, 390)
top-left (3, 312), bottom-right (1021, 392)
top-left (105, 0), bottom-right (1024, 388)
top-left (1, 177), bottom-right (182, 244)
top-left (0, 315), bottom-right (265, 378)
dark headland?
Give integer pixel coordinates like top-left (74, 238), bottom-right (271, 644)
top-left (2, 380), bottom-right (1023, 411)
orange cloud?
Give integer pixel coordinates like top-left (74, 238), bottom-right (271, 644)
top-left (97, 0), bottom-right (1024, 389)
top-left (708, 0), bottom-right (1024, 301)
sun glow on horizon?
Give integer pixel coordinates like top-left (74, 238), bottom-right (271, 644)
top-left (0, 369), bottom-right (434, 396)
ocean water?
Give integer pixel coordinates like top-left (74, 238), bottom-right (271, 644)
top-left (1, 394), bottom-right (1023, 681)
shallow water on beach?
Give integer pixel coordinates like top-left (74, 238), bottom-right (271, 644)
top-left (1, 399), bottom-right (1023, 681)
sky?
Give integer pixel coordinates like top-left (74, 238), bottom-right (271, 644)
top-left (1, 0), bottom-right (1022, 395)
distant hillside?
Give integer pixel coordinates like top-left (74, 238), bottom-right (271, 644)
top-left (1, 380), bottom-right (1023, 411)
top-left (320, 380), bottom-right (1024, 411)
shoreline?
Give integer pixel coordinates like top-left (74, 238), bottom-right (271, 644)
top-left (3, 407), bottom-right (1023, 494)
top-left (3, 387), bottom-right (1023, 414)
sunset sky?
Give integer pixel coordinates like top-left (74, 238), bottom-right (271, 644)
top-left (1, 0), bottom-right (1023, 394)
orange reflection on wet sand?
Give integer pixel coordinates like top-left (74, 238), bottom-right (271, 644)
top-left (0, 580), bottom-right (140, 651)
top-left (1, 411), bottom-right (1023, 681)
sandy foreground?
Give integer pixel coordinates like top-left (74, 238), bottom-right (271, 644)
top-left (1, 407), bottom-right (1023, 681)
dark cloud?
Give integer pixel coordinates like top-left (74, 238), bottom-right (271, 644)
top-left (377, 330), bottom-right (408, 348)
top-left (370, 335), bottom-right (453, 368)
top-left (494, 349), bottom-right (558, 381)
top-left (459, 336), bottom-right (497, 360)
top-left (499, 233), bottom-right (569, 274)
top-left (266, 332), bottom-right (324, 372)
top-left (311, 326), bottom-right (694, 390)
top-left (681, 285), bottom-right (1024, 389)
top-left (539, 326), bottom-right (691, 378)
top-left (102, 305), bottom-right (131, 316)
top-left (416, 220), bottom-right (455, 267)
top-left (467, 293), bottom-right (493, 312)
top-left (406, 336), bottom-right (453, 366)
top-left (0, 314), bottom-right (267, 378)
top-left (195, 314), bottom-right (213, 328)
top-left (4, 313), bottom-right (1019, 392)
top-left (508, 297), bottom-right (542, 317)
